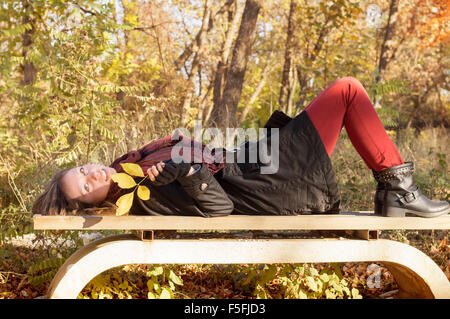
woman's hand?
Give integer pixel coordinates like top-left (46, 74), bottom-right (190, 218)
top-left (147, 161), bottom-right (165, 182)
top-left (146, 160), bottom-right (193, 186)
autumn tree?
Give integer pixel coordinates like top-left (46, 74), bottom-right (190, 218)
top-left (179, 0), bottom-right (213, 126)
top-left (365, 0), bottom-right (449, 131)
top-left (209, 0), bottom-right (262, 129)
top-left (292, 0), bottom-right (363, 112)
top-left (209, 0), bottom-right (245, 125)
top-left (278, 0), bottom-right (297, 114)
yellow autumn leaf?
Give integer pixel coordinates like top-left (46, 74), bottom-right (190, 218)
top-left (159, 288), bottom-right (171, 299)
top-left (115, 192), bottom-right (134, 216)
top-left (137, 185), bottom-right (150, 200)
top-left (111, 173), bottom-right (136, 189)
top-left (120, 162), bottom-right (144, 177)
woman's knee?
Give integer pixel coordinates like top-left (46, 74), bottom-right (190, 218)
top-left (336, 76), bottom-right (364, 89)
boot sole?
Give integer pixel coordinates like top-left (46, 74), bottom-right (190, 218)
top-left (383, 205), bottom-right (450, 218)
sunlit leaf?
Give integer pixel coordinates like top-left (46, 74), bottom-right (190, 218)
top-left (159, 288), bottom-right (171, 299)
top-left (115, 192), bottom-right (134, 216)
top-left (351, 288), bottom-right (362, 299)
top-left (168, 270), bottom-right (183, 286)
top-left (111, 173), bottom-right (136, 189)
top-left (305, 276), bottom-right (318, 292)
top-left (120, 162), bottom-right (144, 177)
top-left (147, 266), bottom-right (163, 277)
top-left (137, 185), bottom-right (150, 200)
top-left (319, 273), bottom-right (330, 283)
top-left (298, 288), bottom-right (309, 299)
top-left (146, 279), bottom-right (154, 291)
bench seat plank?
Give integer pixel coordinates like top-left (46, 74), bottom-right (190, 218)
top-left (33, 212), bottom-right (450, 230)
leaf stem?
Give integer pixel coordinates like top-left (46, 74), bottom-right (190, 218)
top-left (130, 175), bottom-right (148, 193)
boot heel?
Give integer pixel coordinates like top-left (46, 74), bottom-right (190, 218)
top-left (374, 200), bottom-right (383, 215)
top-left (383, 206), bottom-right (406, 217)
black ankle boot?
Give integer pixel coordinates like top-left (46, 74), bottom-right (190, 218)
top-left (373, 177), bottom-right (386, 215)
top-left (372, 162), bottom-right (450, 217)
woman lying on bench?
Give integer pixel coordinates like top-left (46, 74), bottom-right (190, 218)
top-left (32, 77), bottom-right (449, 218)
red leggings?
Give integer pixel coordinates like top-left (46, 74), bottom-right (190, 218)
top-left (305, 76), bottom-right (404, 172)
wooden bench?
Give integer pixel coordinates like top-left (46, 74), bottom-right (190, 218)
top-left (33, 211), bottom-right (450, 299)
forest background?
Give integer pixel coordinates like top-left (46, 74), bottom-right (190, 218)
top-left (0, 0), bottom-right (448, 299)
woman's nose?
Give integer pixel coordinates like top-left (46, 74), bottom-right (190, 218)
top-left (88, 171), bottom-right (101, 181)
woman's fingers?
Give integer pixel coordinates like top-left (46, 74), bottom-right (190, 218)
top-left (156, 161), bottom-right (164, 173)
top-left (147, 166), bottom-right (158, 181)
top-left (147, 168), bottom-right (155, 181)
top-left (151, 165), bottom-right (159, 176)
top-left (147, 163), bottom-right (165, 182)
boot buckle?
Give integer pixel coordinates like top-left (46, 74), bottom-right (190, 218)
top-left (398, 189), bottom-right (419, 205)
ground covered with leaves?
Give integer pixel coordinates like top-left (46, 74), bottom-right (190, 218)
top-left (1, 229), bottom-right (448, 299)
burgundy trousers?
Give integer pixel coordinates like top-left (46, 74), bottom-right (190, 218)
top-left (304, 77), bottom-right (404, 172)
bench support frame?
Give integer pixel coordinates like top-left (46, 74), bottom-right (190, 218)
top-left (47, 235), bottom-right (450, 299)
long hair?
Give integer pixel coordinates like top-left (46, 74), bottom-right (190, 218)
top-left (32, 168), bottom-right (118, 216)
top-left (31, 168), bottom-right (91, 215)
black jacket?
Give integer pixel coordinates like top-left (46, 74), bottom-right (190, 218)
top-left (129, 111), bottom-right (340, 217)
top-left (129, 163), bottom-right (234, 217)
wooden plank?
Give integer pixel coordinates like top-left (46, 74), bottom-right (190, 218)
top-left (33, 211), bottom-right (450, 230)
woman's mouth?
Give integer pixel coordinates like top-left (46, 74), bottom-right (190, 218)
top-left (101, 169), bottom-right (108, 181)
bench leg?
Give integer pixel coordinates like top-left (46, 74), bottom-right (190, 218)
top-left (382, 262), bottom-right (435, 298)
top-left (46, 236), bottom-right (450, 299)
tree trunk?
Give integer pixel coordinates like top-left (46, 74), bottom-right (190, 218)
top-left (238, 53), bottom-right (276, 126)
top-left (374, 0), bottom-right (399, 108)
top-left (293, 17), bottom-right (331, 114)
top-left (278, 0), bottom-right (297, 113)
top-left (286, 62), bottom-right (297, 116)
top-left (211, 0), bottom-right (245, 123)
top-left (180, 0), bottom-right (212, 126)
top-left (197, 79), bottom-right (214, 123)
top-left (174, 0), bottom-right (234, 72)
top-left (114, 0), bottom-right (127, 103)
top-left (209, 0), bottom-right (261, 129)
top-left (21, 0), bottom-right (37, 86)
top-left (294, 67), bottom-right (309, 113)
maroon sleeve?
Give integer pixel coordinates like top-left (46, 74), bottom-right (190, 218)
top-left (109, 150), bottom-right (142, 172)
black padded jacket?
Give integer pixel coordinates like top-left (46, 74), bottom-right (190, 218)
top-left (129, 111), bottom-right (340, 217)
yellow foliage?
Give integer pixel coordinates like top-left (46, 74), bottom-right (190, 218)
top-left (111, 172), bottom-right (137, 189)
top-left (120, 162), bottom-right (145, 177)
top-left (115, 192), bottom-right (134, 216)
top-left (137, 185), bottom-right (150, 200)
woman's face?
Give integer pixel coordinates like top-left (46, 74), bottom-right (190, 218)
top-left (60, 164), bottom-right (117, 205)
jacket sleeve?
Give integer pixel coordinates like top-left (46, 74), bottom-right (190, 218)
top-left (176, 164), bottom-right (234, 217)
